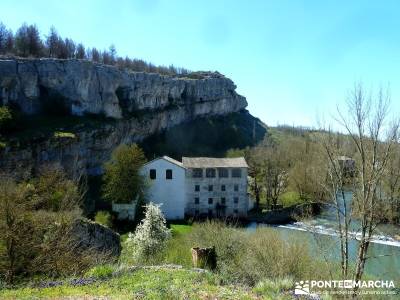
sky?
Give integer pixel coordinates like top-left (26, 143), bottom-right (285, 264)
top-left (1, 0), bottom-right (400, 127)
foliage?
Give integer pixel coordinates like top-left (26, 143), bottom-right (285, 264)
top-left (0, 167), bottom-right (102, 283)
top-left (253, 277), bottom-right (294, 299)
top-left (94, 211), bottom-right (112, 228)
top-left (279, 191), bottom-right (302, 207)
top-left (162, 221), bottom-right (332, 286)
top-left (241, 126), bottom-right (327, 210)
top-left (122, 203), bottom-right (171, 264)
top-left (102, 144), bottom-right (147, 204)
top-left (0, 106), bottom-right (13, 133)
top-left (84, 264), bottom-right (115, 279)
top-left (0, 177), bottom-right (33, 283)
top-left (170, 224), bottom-right (193, 236)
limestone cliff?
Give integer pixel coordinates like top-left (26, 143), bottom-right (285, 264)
top-left (0, 58), bottom-right (252, 178)
top-left (0, 58), bottom-right (246, 118)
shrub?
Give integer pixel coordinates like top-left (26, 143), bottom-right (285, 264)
top-left (95, 211), bottom-right (112, 228)
top-left (84, 264), bottom-right (115, 279)
top-left (0, 168), bottom-right (105, 283)
top-left (122, 203), bottom-right (170, 264)
top-left (253, 277), bottom-right (293, 298)
top-left (165, 221), bottom-right (333, 286)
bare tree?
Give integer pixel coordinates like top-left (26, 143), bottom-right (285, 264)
top-left (262, 146), bottom-right (288, 208)
top-left (320, 83), bottom-right (399, 291)
top-left (383, 145), bottom-right (400, 224)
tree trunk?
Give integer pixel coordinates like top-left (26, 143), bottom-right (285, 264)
top-left (191, 247), bottom-right (217, 270)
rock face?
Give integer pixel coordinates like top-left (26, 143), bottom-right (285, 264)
top-left (71, 219), bottom-right (121, 257)
top-left (0, 59), bottom-right (248, 179)
top-left (0, 58), bottom-right (247, 118)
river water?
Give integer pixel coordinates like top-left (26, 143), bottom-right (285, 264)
top-left (249, 192), bottom-right (400, 280)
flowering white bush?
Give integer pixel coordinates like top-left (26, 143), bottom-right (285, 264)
top-left (125, 203), bottom-right (171, 263)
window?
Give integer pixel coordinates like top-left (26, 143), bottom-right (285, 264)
top-left (149, 169), bottom-right (156, 180)
top-left (218, 168), bottom-right (229, 178)
top-left (208, 209), bottom-right (213, 217)
top-left (206, 168), bottom-right (216, 178)
top-left (232, 168), bottom-right (242, 178)
top-left (195, 185), bottom-right (200, 192)
top-left (221, 197), bottom-right (226, 205)
top-left (221, 185), bottom-right (226, 191)
top-left (195, 209), bottom-right (199, 215)
top-left (166, 169), bottom-right (173, 179)
top-left (192, 168), bottom-right (203, 178)
top-left (234, 197), bottom-right (239, 204)
top-left (234, 184), bottom-right (239, 192)
top-left (208, 198), bottom-right (213, 204)
top-left (208, 185), bottom-right (213, 192)
top-left (195, 197), bottom-right (200, 204)
top-left (234, 209), bottom-right (238, 214)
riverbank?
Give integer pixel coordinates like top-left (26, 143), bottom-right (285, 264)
top-left (247, 202), bottom-right (321, 224)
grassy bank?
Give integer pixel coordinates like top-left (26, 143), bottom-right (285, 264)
top-left (0, 266), bottom-right (294, 300)
top-left (1, 222), bottom-right (337, 299)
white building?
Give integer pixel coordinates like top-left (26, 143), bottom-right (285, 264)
top-left (141, 156), bottom-right (187, 220)
top-left (141, 156), bottom-right (249, 220)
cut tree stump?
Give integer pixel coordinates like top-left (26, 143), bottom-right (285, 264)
top-left (191, 247), bottom-right (217, 270)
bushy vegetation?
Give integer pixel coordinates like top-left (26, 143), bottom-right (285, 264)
top-left (84, 264), bottom-right (115, 279)
top-left (0, 106), bottom-right (21, 134)
top-left (94, 211), bottom-right (113, 228)
top-left (172, 222), bottom-right (334, 285)
top-left (102, 144), bottom-right (147, 204)
top-left (0, 106), bottom-right (13, 133)
top-left (119, 221), bottom-right (335, 287)
top-left (0, 21), bottom-right (192, 76)
top-left (0, 166), bottom-right (107, 284)
top-left (227, 126), bottom-right (327, 210)
top-left (122, 203), bottom-right (171, 264)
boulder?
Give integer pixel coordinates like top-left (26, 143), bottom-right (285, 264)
top-left (71, 218), bottom-right (121, 257)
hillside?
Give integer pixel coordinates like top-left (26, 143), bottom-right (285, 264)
top-left (0, 265), bottom-right (294, 300)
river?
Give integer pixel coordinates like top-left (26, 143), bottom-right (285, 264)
top-left (248, 191), bottom-right (400, 280)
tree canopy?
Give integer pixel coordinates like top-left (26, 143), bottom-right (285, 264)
top-left (102, 144), bottom-right (147, 204)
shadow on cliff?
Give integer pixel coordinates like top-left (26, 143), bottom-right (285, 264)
top-left (139, 110), bottom-right (267, 160)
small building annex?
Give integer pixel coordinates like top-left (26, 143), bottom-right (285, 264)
top-left (141, 156), bottom-right (249, 220)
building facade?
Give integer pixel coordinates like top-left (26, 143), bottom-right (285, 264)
top-left (141, 156), bottom-right (186, 220)
top-left (141, 156), bottom-right (249, 220)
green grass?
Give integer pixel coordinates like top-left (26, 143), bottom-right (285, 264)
top-left (170, 224), bottom-right (193, 236)
top-left (0, 267), bottom-right (272, 300)
top-left (279, 191), bottom-right (302, 207)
